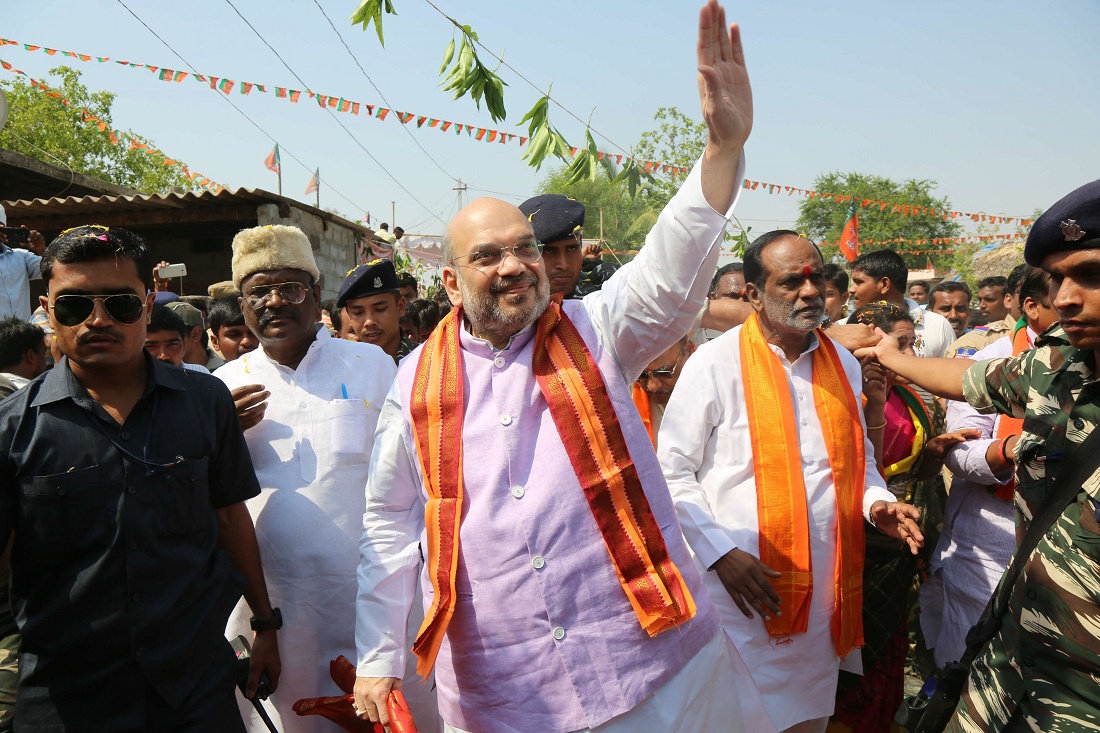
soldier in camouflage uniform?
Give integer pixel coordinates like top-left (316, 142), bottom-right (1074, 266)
top-left (861, 177), bottom-right (1100, 732)
top-left (948, 324), bottom-right (1100, 732)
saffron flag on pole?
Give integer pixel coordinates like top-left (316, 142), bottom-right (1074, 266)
top-left (264, 144), bottom-right (280, 173)
top-left (838, 202), bottom-right (859, 263)
top-left (305, 168), bottom-right (319, 195)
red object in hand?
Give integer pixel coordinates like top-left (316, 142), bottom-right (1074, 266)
top-left (385, 690), bottom-right (418, 733)
top-left (292, 656), bottom-right (419, 733)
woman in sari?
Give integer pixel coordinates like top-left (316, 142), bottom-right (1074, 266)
top-left (829, 301), bottom-right (977, 733)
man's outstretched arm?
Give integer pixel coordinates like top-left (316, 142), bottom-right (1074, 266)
top-left (857, 328), bottom-right (973, 401)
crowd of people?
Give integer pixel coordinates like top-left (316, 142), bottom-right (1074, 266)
top-left (1, 3), bottom-right (1099, 733)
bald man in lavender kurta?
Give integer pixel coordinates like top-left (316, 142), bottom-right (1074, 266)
top-left (353, 3), bottom-right (769, 732)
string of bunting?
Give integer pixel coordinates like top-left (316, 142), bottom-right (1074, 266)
top-left (742, 180), bottom-right (1033, 226)
top-left (0, 37), bottom-right (1034, 225)
top-left (818, 231), bottom-right (1023, 255)
top-left (0, 57), bottom-right (225, 193)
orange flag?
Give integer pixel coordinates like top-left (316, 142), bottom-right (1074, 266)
top-left (838, 202), bottom-right (858, 263)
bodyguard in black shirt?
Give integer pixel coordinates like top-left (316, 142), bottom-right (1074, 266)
top-left (0, 226), bottom-right (281, 732)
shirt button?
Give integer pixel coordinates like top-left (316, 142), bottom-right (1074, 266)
top-left (797, 393), bottom-right (805, 401)
top-left (531, 556), bottom-right (546, 570)
top-left (1074, 418), bottom-right (1085, 430)
top-left (511, 485), bottom-right (525, 499)
top-left (120, 431), bottom-right (130, 440)
top-left (135, 647), bottom-right (144, 657)
top-left (494, 356), bottom-right (506, 368)
top-left (552, 626), bottom-right (566, 641)
top-left (126, 486), bottom-right (136, 495)
top-left (1022, 657), bottom-right (1034, 668)
top-left (1026, 589), bottom-right (1037, 601)
top-left (132, 593), bottom-right (141, 603)
top-left (801, 419), bottom-right (808, 427)
top-left (128, 541), bottom-right (138, 551)
top-left (499, 414), bottom-right (513, 426)
top-left (300, 402), bottom-right (308, 410)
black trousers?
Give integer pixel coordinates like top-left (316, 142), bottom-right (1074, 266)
top-left (14, 649), bottom-right (245, 733)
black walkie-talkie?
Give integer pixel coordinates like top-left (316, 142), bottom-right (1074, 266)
top-left (230, 635), bottom-right (280, 733)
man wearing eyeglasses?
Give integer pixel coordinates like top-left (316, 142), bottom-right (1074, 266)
top-left (0, 225), bottom-right (280, 732)
top-left (353, 4), bottom-right (771, 732)
top-left (633, 336), bottom-right (695, 448)
top-left (214, 225), bottom-right (437, 733)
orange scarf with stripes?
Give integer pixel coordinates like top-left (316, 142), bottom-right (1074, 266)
top-left (740, 313), bottom-right (866, 657)
top-left (409, 297), bottom-right (697, 676)
top-left (991, 324), bottom-right (1032, 501)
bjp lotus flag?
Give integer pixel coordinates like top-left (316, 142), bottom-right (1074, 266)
top-left (264, 144), bottom-right (280, 173)
top-left (838, 203), bottom-right (859, 262)
top-left (305, 168), bottom-right (319, 195)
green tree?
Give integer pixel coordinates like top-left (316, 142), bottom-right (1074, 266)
top-left (535, 164), bottom-right (654, 257)
top-left (538, 106), bottom-right (762, 258)
top-left (795, 172), bottom-right (962, 268)
top-left (632, 107), bottom-right (708, 210)
top-left (0, 67), bottom-right (197, 193)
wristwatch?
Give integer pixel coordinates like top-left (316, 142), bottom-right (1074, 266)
top-left (250, 607), bottom-right (283, 632)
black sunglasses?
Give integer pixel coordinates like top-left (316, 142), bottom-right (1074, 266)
top-left (50, 294), bottom-right (146, 327)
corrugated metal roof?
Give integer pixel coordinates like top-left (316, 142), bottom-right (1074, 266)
top-left (0, 147), bottom-right (135, 201)
top-left (2, 187), bottom-right (372, 235)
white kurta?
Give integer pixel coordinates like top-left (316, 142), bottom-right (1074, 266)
top-left (216, 328), bottom-right (438, 733)
top-left (659, 327), bottom-right (894, 732)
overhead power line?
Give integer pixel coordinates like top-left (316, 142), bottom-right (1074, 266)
top-left (222, 0), bottom-right (446, 226)
top-left (111, 0), bottom-right (370, 217)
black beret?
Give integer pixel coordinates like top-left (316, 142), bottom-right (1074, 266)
top-left (519, 194), bottom-right (585, 245)
top-left (1024, 178), bottom-right (1100, 266)
top-left (336, 259), bottom-right (401, 308)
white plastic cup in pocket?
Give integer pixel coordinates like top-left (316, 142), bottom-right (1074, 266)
top-left (329, 399), bottom-right (368, 454)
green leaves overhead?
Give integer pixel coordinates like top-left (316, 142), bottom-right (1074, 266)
top-left (349, 1), bottom-right (662, 195)
top-left (349, 0), bottom-right (397, 46)
top-left (438, 27), bottom-right (507, 123)
top-left (565, 129), bottom-right (601, 185)
top-left (517, 94), bottom-right (570, 171)
top-left (613, 159), bottom-right (647, 199)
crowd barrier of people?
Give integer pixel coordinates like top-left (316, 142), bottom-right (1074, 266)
top-left (2, 4), bottom-right (1099, 733)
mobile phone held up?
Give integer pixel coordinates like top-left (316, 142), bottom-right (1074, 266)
top-left (157, 263), bottom-right (187, 279)
top-left (0, 227), bottom-right (30, 244)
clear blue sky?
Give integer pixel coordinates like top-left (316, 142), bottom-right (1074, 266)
top-left (5, 0), bottom-right (1099, 240)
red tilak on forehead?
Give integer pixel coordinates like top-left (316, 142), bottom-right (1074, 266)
top-left (803, 265), bottom-right (813, 277)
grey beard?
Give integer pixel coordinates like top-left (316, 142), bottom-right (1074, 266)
top-left (458, 271), bottom-right (551, 341)
top-left (762, 291), bottom-right (826, 331)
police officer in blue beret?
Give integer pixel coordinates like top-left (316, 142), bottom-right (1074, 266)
top-left (336, 259), bottom-right (418, 363)
top-left (518, 195), bottom-right (619, 299)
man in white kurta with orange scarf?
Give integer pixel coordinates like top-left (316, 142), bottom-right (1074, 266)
top-left (661, 231), bottom-right (925, 733)
top-left (352, 4), bottom-right (770, 732)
